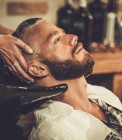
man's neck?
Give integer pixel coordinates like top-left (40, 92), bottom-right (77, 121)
top-left (36, 76), bottom-right (92, 113)
top-left (59, 77), bottom-right (92, 112)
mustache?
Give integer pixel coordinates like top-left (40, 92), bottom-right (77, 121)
top-left (72, 43), bottom-right (83, 55)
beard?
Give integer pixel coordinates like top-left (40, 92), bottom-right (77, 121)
top-left (42, 54), bottom-right (94, 81)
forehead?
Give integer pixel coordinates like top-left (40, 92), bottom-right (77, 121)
top-left (31, 21), bottom-right (61, 42)
top-left (36, 21), bottom-right (59, 32)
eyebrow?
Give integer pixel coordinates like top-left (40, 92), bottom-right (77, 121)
top-left (47, 29), bottom-right (65, 41)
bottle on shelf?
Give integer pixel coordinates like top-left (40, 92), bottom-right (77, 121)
top-left (104, 13), bottom-right (116, 44)
top-left (107, 0), bottom-right (118, 13)
top-left (57, 0), bottom-right (75, 34)
top-left (104, 0), bottom-right (119, 48)
top-left (88, 0), bottom-right (107, 43)
top-left (71, 0), bottom-right (93, 51)
top-left (108, 0), bottom-right (121, 47)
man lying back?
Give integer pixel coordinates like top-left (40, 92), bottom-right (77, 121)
top-left (13, 18), bottom-right (122, 140)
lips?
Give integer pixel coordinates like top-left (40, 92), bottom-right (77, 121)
top-left (76, 46), bottom-right (83, 54)
top-left (73, 43), bottom-right (83, 55)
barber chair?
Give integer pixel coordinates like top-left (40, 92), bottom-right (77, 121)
top-left (0, 59), bottom-right (68, 140)
top-left (0, 83), bottom-right (68, 140)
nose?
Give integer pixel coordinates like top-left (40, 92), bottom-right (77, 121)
top-left (69, 35), bottom-right (78, 46)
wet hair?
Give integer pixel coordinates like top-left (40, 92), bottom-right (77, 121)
top-left (13, 18), bottom-right (44, 39)
top-left (13, 18), bottom-right (45, 63)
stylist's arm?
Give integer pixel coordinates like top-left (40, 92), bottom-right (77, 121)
top-left (0, 34), bottom-right (34, 83)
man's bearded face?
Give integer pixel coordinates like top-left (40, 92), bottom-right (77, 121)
top-left (42, 54), bottom-right (94, 81)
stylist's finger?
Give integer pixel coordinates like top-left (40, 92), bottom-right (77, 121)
top-left (7, 62), bottom-right (31, 83)
top-left (2, 45), bottom-right (34, 82)
top-left (0, 54), bottom-right (25, 82)
top-left (13, 45), bottom-right (28, 71)
top-left (0, 49), bottom-right (34, 83)
top-left (13, 61), bottom-right (34, 83)
top-left (5, 56), bottom-right (33, 83)
top-left (15, 38), bottom-right (33, 54)
top-left (7, 65), bottom-right (26, 82)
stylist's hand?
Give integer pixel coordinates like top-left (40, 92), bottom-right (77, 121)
top-left (0, 34), bottom-right (34, 83)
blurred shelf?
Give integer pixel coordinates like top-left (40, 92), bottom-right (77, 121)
top-left (90, 48), bottom-right (122, 102)
top-left (91, 48), bottom-right (122, 74)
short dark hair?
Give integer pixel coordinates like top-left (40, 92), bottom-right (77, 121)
top-left (1, 18), bottom-right (44, 86)
top-left (13, 18), bottom-right (44, 39)
top-left (13, 18), bottom-right (45, 63)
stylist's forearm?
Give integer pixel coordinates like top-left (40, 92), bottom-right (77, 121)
top-left (0, 24), bottom-right (14, 35)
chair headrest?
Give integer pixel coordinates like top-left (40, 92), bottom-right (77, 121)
top-left (0, 84), bottom-right (68, 114)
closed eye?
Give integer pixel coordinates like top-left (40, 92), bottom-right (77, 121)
top-left (54, 37), bottom-right (60, 44)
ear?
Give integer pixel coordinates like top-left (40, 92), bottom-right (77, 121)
top-left (28, 61), bottom-right (49, 78)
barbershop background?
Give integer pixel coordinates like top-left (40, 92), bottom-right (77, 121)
top-left (0, 0), bottom-right (122, 102)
